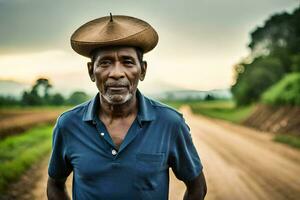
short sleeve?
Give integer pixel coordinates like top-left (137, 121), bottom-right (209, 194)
top-left (169, 117), bottom-right (202, 182)
top-left (48, 117), bottom-right (72, 179)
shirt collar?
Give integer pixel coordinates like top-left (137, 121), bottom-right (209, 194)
top-left (82, 89), bottom-right (156, 125)
top-left (82, 92), bottom-right (98, 122)
top-left (136, 89), bottom-right (156, 125)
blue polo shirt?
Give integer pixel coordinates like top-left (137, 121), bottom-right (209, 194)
top-left (48, 90), bottom-right (202, 200)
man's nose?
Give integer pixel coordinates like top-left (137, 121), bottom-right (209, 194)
top-left (108, 62), bottom-right (125, 79)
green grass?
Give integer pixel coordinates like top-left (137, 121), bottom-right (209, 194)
top-left (190, 102), bottom-right (254, 123)
top-left (163, 100), bottom-right (254, 123)
top-left (274, 134), bottom-right (300, 149)
top-left (161, 100), bottom-right (186, 110)
top-left (261, 73), bottom-right (300, 106)
top-left (0, 125), bottom-right (53, 193)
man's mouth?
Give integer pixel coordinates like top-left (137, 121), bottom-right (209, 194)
top-left (106, 85), bottom-right (128, 92)
top-left (108, 86), bottom-right (126, 90)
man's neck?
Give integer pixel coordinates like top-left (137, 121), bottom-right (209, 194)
top-left (98, 94), bottom-right (138, 123)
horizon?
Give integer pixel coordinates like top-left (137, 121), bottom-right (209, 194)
top-left (0, 0), bottom-right (299, 97)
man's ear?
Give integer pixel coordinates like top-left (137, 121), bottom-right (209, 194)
top-left (140, 61), bottom-right (147, 81)
top-left (87, 62), bottom-right (95, 82)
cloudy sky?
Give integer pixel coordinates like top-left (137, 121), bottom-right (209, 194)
top-left (0, 0), bottom-right (299, 96)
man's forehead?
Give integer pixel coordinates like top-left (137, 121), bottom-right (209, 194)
top-left (93, 46), bottom-right (138, 58)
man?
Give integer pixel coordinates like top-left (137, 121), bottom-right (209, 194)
top-left (47, 14), bottom-right (207, 200)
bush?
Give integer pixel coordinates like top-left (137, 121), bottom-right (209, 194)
top-left (261, 73), bottom-right (300, 105)
top-left (67, 91), bottom-right (90, 105)
top-left (232, 56), bottom-right (285, 105)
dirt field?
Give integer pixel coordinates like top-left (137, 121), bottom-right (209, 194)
top-left (0, 109), bottom-right (64, 139)
top-left (6, 106), bottom-right (300, 200)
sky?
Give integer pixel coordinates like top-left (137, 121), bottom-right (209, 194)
top-left (0, 0), bottom-right (299, 96)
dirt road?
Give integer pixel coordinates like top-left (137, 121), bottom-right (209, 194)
top-left (169, 106), bottom-right (300, 200)
top-left (9, 106), bottom-right (300, 200)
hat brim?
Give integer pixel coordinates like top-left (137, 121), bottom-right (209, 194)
top-left (70, 16), bottom-right (158, 57)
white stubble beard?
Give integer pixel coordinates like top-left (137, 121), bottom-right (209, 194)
top-left (102, 92), bottom-right (133, 105)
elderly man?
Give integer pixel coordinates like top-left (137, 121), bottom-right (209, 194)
top-left (47, 14), bottom-right (207, 200)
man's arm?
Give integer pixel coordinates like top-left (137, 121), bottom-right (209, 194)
top-left (183, 172), bottom-right (207, 200)
top-left (47, 176), bottom-right (70, 200)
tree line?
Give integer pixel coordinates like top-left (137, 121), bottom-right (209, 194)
top-left (0, 78), bottom-right (90, 106)
top-left (231, 5), bottom-right (300, 106)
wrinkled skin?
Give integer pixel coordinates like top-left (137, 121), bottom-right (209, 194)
top-left (87, 46), bottom-right (147, 106)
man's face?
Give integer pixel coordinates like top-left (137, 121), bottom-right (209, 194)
top-left (88, 47), bottom-right (147, 105)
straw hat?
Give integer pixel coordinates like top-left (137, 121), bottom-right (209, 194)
top-left (71, 14), bottom-right (159, 57)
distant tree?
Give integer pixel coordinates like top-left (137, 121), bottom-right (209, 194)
top-left (232, 56), bottom-right (285, 105)
top-left (22, 90), bottom-right (43, 105)
top-left (247, 6), bottom-right (300, 71)
top-left (32, 78), bottom-right (52, 102)
top-left (232, 5), bottom-right (300, 105)
top-left (0, 96), bottom-right (20, 106)
top-left (291, 54), bottom-right (300, 72)
top-left (50, 93), bottom-right (65, 105)
top-left (249, 7), bottom-right (300, 59)
top-left (67, 91), bottom-right (89, 105)
top-left (22, 78), bottom-right (53, 105)
top-left (204, 94), bottom-right (215, 101)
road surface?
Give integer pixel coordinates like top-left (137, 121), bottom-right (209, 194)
top-left (169, 106), bottom-right (300, 200)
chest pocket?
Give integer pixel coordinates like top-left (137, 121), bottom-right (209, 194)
top-left (134, 153), bottom-right (165, 191)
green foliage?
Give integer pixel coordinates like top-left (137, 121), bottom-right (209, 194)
top-left (67, 91), bottom-right (90, 105)
top-left (261, 73), bottom-right (300, 105)
top-left (1, 77), bottom-right (91, 107)
top-left (0, 96), bottom-right (20, 106)
top-left (188, 101), bottom-right (254, 123)
top-left (22, 78), bottom-right (53, 106)
top-left (0, 125), bottom-right (53, 193)
top-left (232, 5), bottom-right (300, 106)
top-left (204, 94), bottom-right (215, 101)
top-left (232, 56), bottom-right (285, 105)
top-left (163, 100), bottom-right (254, 123)
top-left (249, 7), bottom-right (300, 58)
top-left (274, 134), bottom-right (300, 149)
top-left (22, 90), bottom-right (43, 105)
top-left (50, 93), bottom-right (65, 105)
top-left (291, 54), bottom-right (300, 72)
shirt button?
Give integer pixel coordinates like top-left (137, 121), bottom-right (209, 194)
top-left (111, 149), bottom-right (117, 156)
top-left (100, 132), bottom-right (105, 137)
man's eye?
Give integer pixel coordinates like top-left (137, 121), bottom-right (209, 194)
top-left (99, 60), bottom-right (111, 66)
top-left (123, 60), bottom-right (134, 65)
